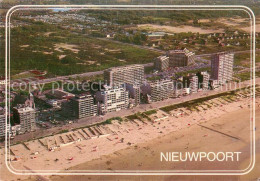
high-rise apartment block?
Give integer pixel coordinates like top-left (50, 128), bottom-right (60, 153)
top-left (189, 74), bottom-right (199, 93)
top-left (211, 52), bottom-right (234, 84)
top-left (201, 71), bottom-right (210, 90)
top-left (13, 106), bottom-right (36, 133)
top-left (141, 79), bottom-right (174, 102)
top-left (167, 48), bottom-right (195, 67)
top-left (70, 95), bottom-right (98, 119)
top-left (0, 113), bottom-right (5, 138)
top-left (154, 55), bottom-right (169, 71)
top-left (0, 112), bottom-right (11, 138)
top-left (126, 83), bottom-right (141, 106)
top-left (96, 85), bottom-right (129, 114)
top-left (104, 64), bottom-right (144, 86)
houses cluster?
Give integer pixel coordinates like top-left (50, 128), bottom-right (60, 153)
top-left (139, 30), bottom-right (256, 49)
top-left (21, 13), bottom-right (111, 31)
top-left (21, 14), bottom-right (95, 24)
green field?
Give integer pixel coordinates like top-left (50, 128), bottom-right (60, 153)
top-left (0, 22), bottom-right (160, 78)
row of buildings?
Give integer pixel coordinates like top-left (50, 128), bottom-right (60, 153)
top-left (0, 93), bottom-right (37, 139)
top-left (155, 49), bottom-right (234, 84)
top-left (0, 50), bottom-right (234, 138)
top-left (61, 50), bottom-right (234, 120)
top-left (61, 63), bottom-right (211, 120)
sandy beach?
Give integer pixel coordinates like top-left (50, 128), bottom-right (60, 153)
top-left (49, 107), bottom-right (260, 181)
top-left (0, 85), bottom-right (259, 181)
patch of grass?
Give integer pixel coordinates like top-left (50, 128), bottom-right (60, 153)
top-left (234, 53), bottom-right (250, 67)
top-left (126, 114), bottom-right (139, 120)
top-left (147, 76), bottom-right (161, 81)
top-left (144, 66), bottom-right (154, 74)
top-left (235, 72), bottom-right (251, 81)
top-left (11, 72), bottom-right (36, 80)
top-left (175, 67), bottom-right (210, 77)
top-left (143, 109), bottom-right (157, 115)
top-left (102, 117), bottom-right (123, 125)
top-left (58, 129), bottom-right (69, 134)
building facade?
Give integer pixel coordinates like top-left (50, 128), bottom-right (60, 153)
top-left (13, 106), bottom-right (36, 133)
top-left (0, 114), bottom-right (5, 138)
top-left (96, 86), bottom-right (129, 114)
top-left (70, 95), bottom-right (98, 119)
top-left (154, 55), bottom-right (169, 71)
top-left (126, 83), bottom-right (141, 106)
top-left (141, 79), bottom-right (174, 102)
top-left (167, 48), bottom-right (195, 67)
top-left (201, 71), bottom-right (210, 90)
top-left (104, 64), bottom-right (144, 86)
top-left (211, 52), bottom-right (234, 84)
top-left (189, 74), bottom-right (199, 93)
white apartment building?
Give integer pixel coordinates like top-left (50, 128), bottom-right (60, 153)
top-left (0, 114), bottom-right (6, 138)
top-left (201, 71), bottom-right (210, 90)
top-left (104, 64), bottom-right (144, 86)
top-left (141, 79), bottom-right (174, 102)
top-left (189, 74), bottom-right (199, 93)
top-left (96, 85), bottom-right (129, 114)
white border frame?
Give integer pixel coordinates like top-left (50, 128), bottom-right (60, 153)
top-left (5, 5), bottom-right (256, 176)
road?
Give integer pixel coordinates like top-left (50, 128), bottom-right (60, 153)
top-left (97, 37), bottom-right (166, 54)
top-left (4, 78), bottom-right (258, 147)
top-left (9, 62), bottom-right (154, 87)
top-left (237, 66), bottom-right (260, 74)
top-left (8, 43), bottom-right (259, 88)
top-left (196, 48), bottom-right (260, 57)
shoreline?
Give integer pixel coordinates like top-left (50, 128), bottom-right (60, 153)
top-left (1, 87), bottom-right (256, 179)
